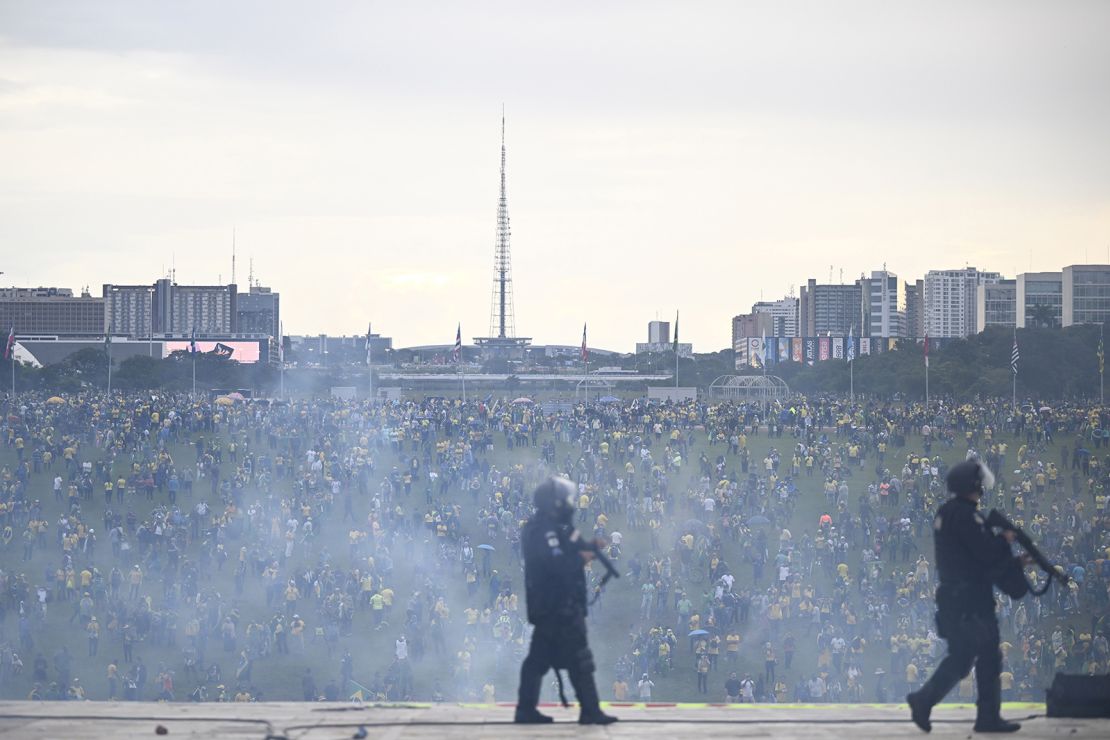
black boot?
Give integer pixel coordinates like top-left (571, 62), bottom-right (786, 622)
top-left (973, 718), bottom-right (1021, 733)
top-left (514, 708), bottom-right (554, 724)
top-left (569, 669), bottom-right (618, 725)
top-left (515, 658), bottom-right (551, 724)
top-left (907, 691), bottom-right (932, 733)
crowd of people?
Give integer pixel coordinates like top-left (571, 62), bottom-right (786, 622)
top-left (0, 389), bottom-right (1106, 703)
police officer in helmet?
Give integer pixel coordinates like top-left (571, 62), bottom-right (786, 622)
top-left (907, 460), bottom-right (1029, 733)
top-left (515, 477), bottom-right (617, 725)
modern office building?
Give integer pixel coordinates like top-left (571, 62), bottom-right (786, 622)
top-left (752, 296), bottom-right (799, 337)
top-left (0, 287), bottom-right (105, 336)
top-left (1062, 265), bottom-right (1110, 326)
top-left (857, 270), bottom-right (903, 338)
top-left (904, 279), bottom-right (925, 339)
top-left (976, 279), bottom-right (1017, 332)
top-left (798, 280), bottom-right (861, 337)
top-left (923, 267), bottom-right (1002, 338)
top-left (1015, 272), bottom-right (1063, 328)
top-left (236, 286), bottom-right (280, 338)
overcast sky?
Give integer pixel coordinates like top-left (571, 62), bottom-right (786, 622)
top-left (1, 1), bottom-right (1108, 350)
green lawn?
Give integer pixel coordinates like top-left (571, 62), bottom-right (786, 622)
top-left (0, 409), bottom-right (1088, 703)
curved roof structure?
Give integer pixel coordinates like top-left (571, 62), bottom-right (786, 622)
top-left (708, 374), bottom-right (790, 401)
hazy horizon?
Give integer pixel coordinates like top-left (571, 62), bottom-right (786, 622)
top-left (2, 0), bottom-right (1108, 352)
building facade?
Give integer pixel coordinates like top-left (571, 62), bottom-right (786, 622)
top-left (1062, 265), bottom-right (1110, 326)
top-left (647, 320), bottom-right (670, 345)
top-left (0, 287), bottom-right (105, 336)
top-left (903, 279), bottom-right (925, 339)
top-left (104, 281), bottom-right (238, 338)
top-left (236, 286), bottom-right (280, 338)
top-left (923, 267), bottom-right (1002, 338)
top-left (1015, 272), bottom-right (1063, 328)
top-left (752, 296), bottom-right (799, 337)
top-left (976, 279), bottom-right (1016, 332)
top-left (731, 312), bottom-right (774, 347)
top-left (857, 270), bottom-right (903, 338)
top-left (798, 280), bottom-right (861, 337)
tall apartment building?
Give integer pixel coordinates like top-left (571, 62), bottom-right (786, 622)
top-left (976, 279), bottom-right (1016, 332)
top-left (752, 296), bottom-right (799, 337)
top-left (0, 287), bottom-right (105, 336)
top-left (904, 279), bottom-right (925, 339)
top-left (104, 280), bottom-right (238, 338)
top-left (1015, 272), bottom-right (1063, 328)
top-left (923, 267), bottom-right (1001, 338)
top-left (1062, 265), bottom-right (1110, 326)
top-left (236, 286), bottom-right (280, 338)
top-left (857, 270), bottom-right (903, 338)
top-left (798, 279), bottom-right (861, 337)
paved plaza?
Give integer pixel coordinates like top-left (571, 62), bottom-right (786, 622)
top-left (0, 701), bottom-right (1101, 739)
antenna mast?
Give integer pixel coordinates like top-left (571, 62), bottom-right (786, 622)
top-left (489, 105), bottom-right (516, 339)
top-left (231, 228), bottom-right (237, 285)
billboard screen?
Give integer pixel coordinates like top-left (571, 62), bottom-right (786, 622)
top-left (163, 340), bottom-right (262, 364)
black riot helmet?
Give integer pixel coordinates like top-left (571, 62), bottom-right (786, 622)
top-left (946, 459), bottom-right (995, 498)
top-left (533, 476), bottom-right (577, 525)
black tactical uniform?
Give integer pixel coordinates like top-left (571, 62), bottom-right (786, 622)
top-left (515, 478), bottom-right (616, 725)
top-left (908, 460), bottom-right (1021, 734)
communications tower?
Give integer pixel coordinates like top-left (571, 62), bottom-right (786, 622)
top-left (474, 110), bottom-right (531, 359)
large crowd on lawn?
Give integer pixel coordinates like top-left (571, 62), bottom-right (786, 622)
top-left (0, 389), bottom-right (1106, 704)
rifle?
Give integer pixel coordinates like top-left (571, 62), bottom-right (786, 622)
top-left (569, 529), bottom-right (621, 603)
top-left (986, 509), bottom-right (1070, 597)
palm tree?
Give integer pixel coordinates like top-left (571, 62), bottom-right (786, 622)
top-left (1028, 303), bottom-right (1057, 329)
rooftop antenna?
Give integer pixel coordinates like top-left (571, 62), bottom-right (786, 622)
top-left (172, 253), bottom-right (176, 283)
top-left (249, 257), bottom-right (254, 289)
top-left (231, 228), bottom-right (237, 286)
top-left (829, 265), bottom-right (833, 284)
top-left (839, 268), bottom-right (843, 285)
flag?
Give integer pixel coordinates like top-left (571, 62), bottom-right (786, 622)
top-left (1011, 332), bottom-right (1019, 375)
top-left (452, 324), bottom-right (461, 363)
top-left (924, 331), bottom-right (929, 368)
top-left (673, 311), bottom-right (679, 355)
top-left (581, 323), bottom-right (588, 363)
top-left (104, 323), bottom-right (113, 353)
top-left (365, 323), bottom-right (373, 366)
top-left (189, 326), bottom-right (197, 354)
top-left (3, 327), bottom-right (13, 360)
top-left (762, 328), bottom-right (770, 367)
top-left (847, 326), bottom-right (855, 363)
top-left (278, 322), bottom-right (285, 363)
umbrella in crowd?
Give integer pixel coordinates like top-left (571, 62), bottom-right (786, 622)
top-left (477, 544), bottom-right (495, 551)
top-left (511, 398), bottom-right (533, 405)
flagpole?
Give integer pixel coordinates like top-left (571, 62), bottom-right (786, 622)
top-left (1012, 329), bottom-right (1017, 413)
top-left (1101, 324), bottom-right (1105, 406)
top-left (107, 336), bottom-right (112, 397)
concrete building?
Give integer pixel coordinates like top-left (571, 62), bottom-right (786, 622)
top-left (636, 320), bottom-right (692, 356)
top-left (0, 287), bottom-right (105, 336)
top-left (104, 280), bottom-right (238, 338)
top-left (923, 267), bottom-right (1002, 338)
top-left (798, 279), bottom-right (861, 337)
top-left (1015, 272), bottom-right (1063, 328)
top-left (857, 270), bottom-right (903, 338)
top-left (647, 321), bottom-right (670, 344)
top-left (236, 286), bottom-right (281, 338)
top-left (731, 312), bottom-right (774, 346)
top-left (976, 279), bottom-right (1017, 332)
top-left (752, 296), bottom-right (799, 337)
top-left (1062, 264), bottom-right (1110, 326)
top-left (903, 279), bottom-right (925, 339)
